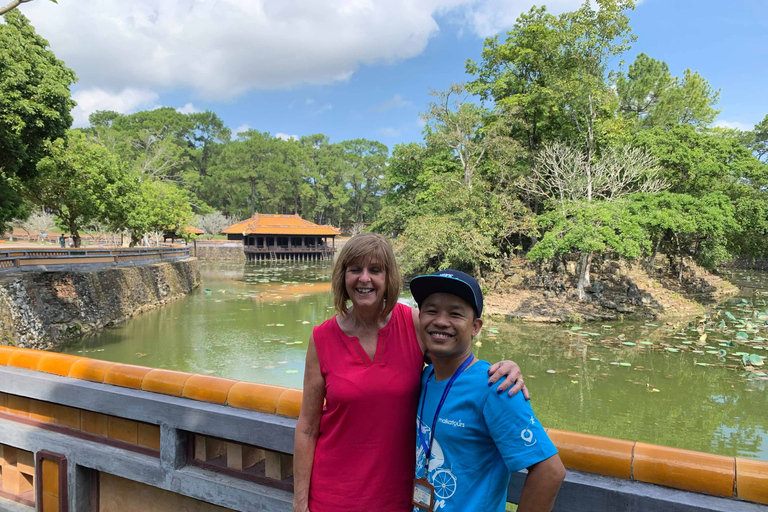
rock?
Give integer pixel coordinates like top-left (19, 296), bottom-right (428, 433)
top-left (600, 299), bottom-right (618, 310)
top-left (589, 280), bottom-right (604, 295)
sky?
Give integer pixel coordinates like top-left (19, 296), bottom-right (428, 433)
top-left (19, 0), bottom-right (768, 148)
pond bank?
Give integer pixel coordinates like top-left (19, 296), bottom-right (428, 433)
top-left (483, 256), bottom-right (739, 322)
top-left (0, 258), bottom-right (200, 349)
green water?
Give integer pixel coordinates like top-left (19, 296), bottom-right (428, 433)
top-left (61, 263), bottom-right (768, 461)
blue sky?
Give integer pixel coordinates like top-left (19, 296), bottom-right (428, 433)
top-left (21, 0), bottom-right (768, 149)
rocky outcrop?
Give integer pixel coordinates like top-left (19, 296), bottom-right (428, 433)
top-left (0, 258), bottom-right (200, 349)
top-left (483, 255), bottom-right (739, 323)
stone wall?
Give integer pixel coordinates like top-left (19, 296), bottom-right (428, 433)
top-left (0, 258), bottom-right (200, 349)
top-left (192, 245), bottom-right (246, 262)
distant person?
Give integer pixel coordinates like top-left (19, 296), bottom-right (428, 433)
top-left (409, 270), bottom-right (565, 512)
top-left (293, 233), bottom-right (529, 512)
top-left (59, 235), bottom-right (66, 248)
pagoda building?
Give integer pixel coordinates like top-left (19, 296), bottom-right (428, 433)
top-left (221, 214), bottom-right (340, 260)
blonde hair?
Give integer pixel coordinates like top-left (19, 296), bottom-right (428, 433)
top-left (332, 233), bottom-right (401, 318)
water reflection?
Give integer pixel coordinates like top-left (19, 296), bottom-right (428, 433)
top-left (60, 262), bottom-right (768, 461)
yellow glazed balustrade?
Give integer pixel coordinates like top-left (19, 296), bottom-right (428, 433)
top-left (1, 345), bottom-right (767, 505)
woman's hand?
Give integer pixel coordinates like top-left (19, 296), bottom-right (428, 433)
top-left (488, 360), bottom-right (530, 399)
top-left (293, 498), bottom-right (310, 512)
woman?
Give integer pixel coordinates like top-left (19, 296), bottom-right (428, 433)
top-left (293, 233), bottom-right (527, 512)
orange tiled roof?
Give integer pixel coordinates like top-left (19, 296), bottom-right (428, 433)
top-left (185, 226), bottom-right (205, 234)
top-left (221, 214), bottom-right (340, 236)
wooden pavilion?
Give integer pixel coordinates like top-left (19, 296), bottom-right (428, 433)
top-left (221, 214), bottom-right (340, 261)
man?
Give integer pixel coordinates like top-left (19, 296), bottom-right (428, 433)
top-left (409, 270), bottom-right (565, 512)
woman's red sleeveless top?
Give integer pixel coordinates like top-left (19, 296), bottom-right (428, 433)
top-left (309, 302), bottom-right (424, 512)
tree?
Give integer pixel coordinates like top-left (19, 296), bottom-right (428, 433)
top-left (628, 192), bottom-right (739, 279)
top-left (617, 53), bottom-right (720, 129)
top-left (0, 10), bottom-right (76, 231)
top-left (743, 114), bottom-right (768, 163)
top-left (528, 199), bottom-right (649, 296)
top-left (215, 130), bottom-right (282, 217)
top-left (634, 124), bottom-right (767, 196)
top-left (26, 132), bottom-right (126, 247)
top-left (116, 179), bottom-right (194, 246)
top-left (525, 142), bottom-right (665, 207)
top-left (12, 208), bottom-right (55, 241)
top-left (468, 0), bottom-right (637, 162)
top-left (196, 211), bottom-right (237, 238)
top-left (339, 139), bottom-right (387, 222)
top-left (422, 83), bottom-right (514, 189)
top-left (524, 141), bottom-right (665, 298)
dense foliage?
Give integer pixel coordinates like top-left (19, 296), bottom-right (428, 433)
top-left (375, 0), bottom-right (768, 291)
top-left (3, 1), bottom-right (767, 278)
top-left (0, 11), bottom-right (75, 228)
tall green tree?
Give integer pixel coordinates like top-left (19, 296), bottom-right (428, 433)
top-left (0, 10), bottom-right (76, 230)
top-left (468, 0), bottom-right (636, 162)
top-left (25, 131), bottom-right (126, 247)
top-left (340, 139), bottom-right (387, 222)
top-left (616, 53), bottom-right (720, 129)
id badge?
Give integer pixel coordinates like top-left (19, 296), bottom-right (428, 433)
top-left (412, 477), bottom-right (434, 511)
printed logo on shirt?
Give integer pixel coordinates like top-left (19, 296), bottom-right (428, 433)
top-left (438, 418), bottom-right (465, 428)
top-left (520, 416), bottom-right (537, 447)
top-left (416, 419), bottom-right (458, 510)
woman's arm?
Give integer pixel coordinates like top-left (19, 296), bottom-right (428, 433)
top-left (293, 335), bottom-right (326, 512)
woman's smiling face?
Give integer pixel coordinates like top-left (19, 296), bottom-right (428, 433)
top-left (345, 258), bottom-right (387, 308)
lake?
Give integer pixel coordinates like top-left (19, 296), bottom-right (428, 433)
top-left (60, 262), bottom-right (768, 461)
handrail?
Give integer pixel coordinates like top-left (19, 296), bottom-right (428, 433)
top-left (0, 247), bottom-right (190, 271)
top-left (0, 345), bottom-right (766, 507)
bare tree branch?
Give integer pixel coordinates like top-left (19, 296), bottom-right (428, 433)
top-left (0, 0), bottom-right (34, 16)
top-left (526, 142), bottom-right (668, 209)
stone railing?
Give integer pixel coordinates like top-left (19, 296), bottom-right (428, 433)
top-left (0, 346), bottom-right (766, 512)
top-left (0, 248), bottom-right (190, 272)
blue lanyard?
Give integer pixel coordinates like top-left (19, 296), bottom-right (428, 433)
top-left (418, 354), bottom-right (474, 476)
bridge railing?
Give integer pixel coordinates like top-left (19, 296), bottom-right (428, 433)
top-left (0, 346), bottom-right (766, 512)
top-left (0, 247), bottom-right (190, 272)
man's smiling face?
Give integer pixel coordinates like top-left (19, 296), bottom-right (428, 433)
top-left (419, 292), bottom-right (482, 359)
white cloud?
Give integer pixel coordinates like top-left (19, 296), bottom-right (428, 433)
top-left (714, 120), bottom-right (755, 131)
top-left (314, 103), bottom-right (333, 114)
top-left (20, 0), bottom-right (584, 101)
top-left (370, 94), bottom-right (413, 113)
top-left (276, 132), bottom-right (299, 140)
top-left (378, 127), bottom-right (400, 137)
top-left (305, 98), bottom-right (315, 105)
top-left (70, 88), bottom-right (160, 127)
top-left (460, 0), bottom-right (584, 38)
top-left (232, 123), bottom-right (253, 139)
top-left (176, 102), bottom-right (199, 114)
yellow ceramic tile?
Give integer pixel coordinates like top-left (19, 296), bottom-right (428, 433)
top-left (80, 411), bottom-right (109, 437)
top-left (108, 416), bottom-right (139, 444)
top-left (137, 423), bottom-right (161, 451)
top-left (53, 404), bottom-right (81, 430)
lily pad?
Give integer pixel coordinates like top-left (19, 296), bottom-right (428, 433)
top-left (736, 331), bottom-right (749, 339)
top-left (619, 362), bottom-right (632, 367)
top-left (622, 342), bottom-right (636, 346)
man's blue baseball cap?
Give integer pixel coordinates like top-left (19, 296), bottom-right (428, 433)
top-left (409, 269), bottom-right (483, 317)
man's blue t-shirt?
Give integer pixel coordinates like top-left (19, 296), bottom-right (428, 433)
top-left (413, 360), bottom-right (557, 512)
